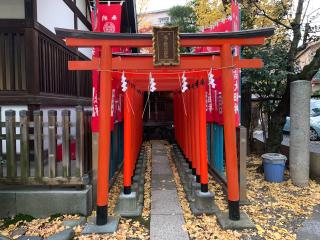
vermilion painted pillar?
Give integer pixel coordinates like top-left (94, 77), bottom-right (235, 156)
top-left (123, 84), bottom-right (132, 195)
top-left (221, 44), bottom-right (240, 220)
top-left (189, 82), bottom-right (197, 175)
top-left (173, 95), bottom-right (177, 141)
top-left (96, 46), bottom-right (112, 225)
top-left (192, 81), bottom-right (201, 182)
top-left (185, 89), bottom-right (192, 169)
top-left (199, 75), bottom-right (209, 192)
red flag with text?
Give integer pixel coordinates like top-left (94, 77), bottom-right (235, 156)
top-left (90, 3), bottom-right (123, 132)
top-left (198, 1), bottom-right (240, 126)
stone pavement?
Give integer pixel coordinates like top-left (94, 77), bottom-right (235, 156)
top-left (297, 205), bottom-right (320, 240)
top-left (150, 141), bottom-right (189, 240)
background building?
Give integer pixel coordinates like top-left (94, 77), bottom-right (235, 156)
top-left (138, 9), bottom-right (170, 33)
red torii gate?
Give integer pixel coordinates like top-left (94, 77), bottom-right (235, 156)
top-left (56, 27), bottom-right (274, 225)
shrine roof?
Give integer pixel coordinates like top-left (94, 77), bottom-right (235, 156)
top-left (56, 27), bottom-right (274, 40)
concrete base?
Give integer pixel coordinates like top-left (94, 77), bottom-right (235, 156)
top-left (0, 185), bottom-right (92, 218)
top-left (216, 211), bottom-right (256, 230)
top-left (133, 175), bottom-right (144, 184)
top-left (115, 192), bottom-right (143, 217)
top-left (190, 191), bottom-right (218, 215)
top-left (82, 216), bottom-right (120, 234)
top-left (62, 216), bottom-right (87, 228)
top-left (137, 193), bottom-right (144, 204)
top-left (188, 180), bottom-right (200, 202)
top-left (182, 174), bottom-right (194, 193)
top-left (132, 183), bottom-right (144, 195)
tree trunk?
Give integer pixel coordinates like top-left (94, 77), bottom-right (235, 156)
top-left (266, 84), bottom-right (290, 152)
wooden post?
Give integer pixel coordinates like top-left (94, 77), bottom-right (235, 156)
top-left (48, 110), bottom-right (57, 178)
top-left (193, 82), bottom-right (201, 183)
top-left (186, 90), bottom-right (192, 170)
top-left (199, 78), bottom-right (209, 192)
top-left (20, 110), bottom-right (30, 180)
top-left (5, 110), bottom-right (16, 178)
top-left (96, 45), bottom-right (112, 225)
top-left (0, 124), bottom-right (3, 178)
top-left (33, 110), bottom-right (44, 178)
top-left (84, 111), bottom-right (92, 174)
top-left (76, 106), bottom-right (85, 178)
top-left (238, 126), bottom-right (248, 203)
top-left (221, 44), bottom-right (240, 220)
top-left (190, 85), bottom-right (197, 176)
top-left (62, 110), bottom-right (71, 177)
top-left (123, 88), bottom-right (132, 194)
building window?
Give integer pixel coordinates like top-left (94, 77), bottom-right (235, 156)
top-left (159, 17), bottom-right (169, 24)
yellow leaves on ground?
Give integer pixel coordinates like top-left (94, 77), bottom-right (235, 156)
top-left (167, 145), bottom-right (241, 240)
top-left (167, 147), bottom-right (320, 240)
top-left (142, 142), bottom-right (152, 221)
top-left (2, 145), bottom-right (320, 240)
top-left (0, 142), bottom-right (152, 240)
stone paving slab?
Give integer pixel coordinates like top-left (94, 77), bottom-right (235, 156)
top-left (152, 174), bottom-right (174, 182)
top-left (151, 190), bottom-right (183, 215)
top-left (151, 175), bottom-right (176, 190)
top-left (297, 204), bottom-right (320, 240)
top-left (150, 214), bottom-right (189, 240)
top-left (152, 163), bottom-right (172, 175)
top-left (152, 155), bottom-right (168, 162)
top-left (297, 220), bottom-right (320, 240)
top-left (150, 141), bottom-right (189, 240)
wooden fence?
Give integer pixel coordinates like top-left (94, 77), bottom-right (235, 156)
top-left (0, 106), bottom-right (92, 186)
top-left (0, 24), bottom-right (92, 106)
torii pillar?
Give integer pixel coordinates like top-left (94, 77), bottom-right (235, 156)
top-left (55, 27), bottom-right (274, 231)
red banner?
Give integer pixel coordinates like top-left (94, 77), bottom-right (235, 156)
top-left (90, 3), bottom-right (123, 132)
top-left (99, 3), bottom-right (123, 52)
top-left (232, 0), bottom-right (241, 126)
top-left (201, 2), bottom-right (240, 126)
top-left (116, 89), bottom-right (124, 122)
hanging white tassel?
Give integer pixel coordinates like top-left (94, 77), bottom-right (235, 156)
top-left (121, 71), bottom-right (128, 92)
top-left (149, 72), bottom-right (156, 92)
top-left (208, 68), bottom-right (216, 89)
top-left (181, 71), bottom-right (188, 93)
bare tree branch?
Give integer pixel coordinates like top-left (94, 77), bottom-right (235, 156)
top-left (287, 0), bottom-right (304, 73)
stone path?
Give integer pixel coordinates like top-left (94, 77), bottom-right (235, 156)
top-left (150, 141), bottom-right (189, 240)
top-left (297, 205), bottom-right (320, 240)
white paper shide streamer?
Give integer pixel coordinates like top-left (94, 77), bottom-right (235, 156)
top-left (121, 71), bottom-right (128, 92)
top-left (149, 72), bottom-right (156, 92)
top-left (208, 68), bottom-right (216, 89)
top-left (181, 71), bottom-right (188, 93)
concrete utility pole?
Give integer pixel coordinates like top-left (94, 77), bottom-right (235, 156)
top-left (290, 80), bottom-right (311, 187)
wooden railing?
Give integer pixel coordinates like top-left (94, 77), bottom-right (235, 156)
top-left (0, 30), bottom-right (26, 91)
top-left (0, 23), bottom-right (92, 105)
top-left (37, 28), bottom-right (92, 97)
top-left (0, 106), bottom-right (92, 186)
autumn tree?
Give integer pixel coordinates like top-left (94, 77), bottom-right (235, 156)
top-left (191, 0), bottom-right (320, 152)
top-left (190, 0), bottom-right (229, 27)
top-left (166, 5), bottom-right (198, 33)
top-left (242, 0), bottom-right (320, 152)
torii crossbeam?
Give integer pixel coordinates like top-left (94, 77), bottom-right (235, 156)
top-left (56, 27), bottom-right (274, 226)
